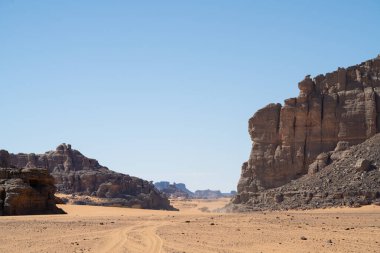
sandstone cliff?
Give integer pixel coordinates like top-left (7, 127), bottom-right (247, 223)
top-left (0, 159), bottom-right (65, 215)
top-left (3, 144), bottom-right (174, 210)
top-left (233, 55), bottom-right (380, 208)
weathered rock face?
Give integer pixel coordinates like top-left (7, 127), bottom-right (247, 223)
top-left (3, 144), bottom-right (174, 210)
top-left (0, 153), bottom-right (65, 215)
top-left (228, 133), bottom-right (380, 211)
top-left (235, 56), bottom-right (380, 205)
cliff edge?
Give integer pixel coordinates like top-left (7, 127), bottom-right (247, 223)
top-left (231, 56), bottom-right (380, 210)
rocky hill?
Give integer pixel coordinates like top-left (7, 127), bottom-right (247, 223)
top-left (231, 56), bottom-right (380, 211)
top-left (1, 144), bottom-right (174, 210)
top-left (0, 152), bottom-right (65, 215)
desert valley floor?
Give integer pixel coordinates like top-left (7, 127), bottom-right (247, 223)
top-left (0, 198), bottom-right (379, 253)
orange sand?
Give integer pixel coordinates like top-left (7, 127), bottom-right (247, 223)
top-left (0, 198), bottom-right (379, 253)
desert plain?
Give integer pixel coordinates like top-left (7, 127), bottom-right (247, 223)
top-left (0, 198), bottom-right (379, 253)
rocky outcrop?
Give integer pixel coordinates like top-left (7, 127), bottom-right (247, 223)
top-left (228, 133), bottom-right (380, 211)
top-left (234, 55), bottom-right (380, 208)
top-left (0, 155), bottom-right (65, 215)
top-left (3, 144), bottom-right (175, 210)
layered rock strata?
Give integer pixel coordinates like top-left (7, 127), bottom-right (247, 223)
top-left (2, 144), bottom-right (174, 210)
top-left (234, 56), bottom-right (380, 208)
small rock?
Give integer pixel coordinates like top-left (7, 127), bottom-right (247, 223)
top-left (355, 159), bottom-right (371, 172)
top-left (300, 236), bottom-right (307, 240)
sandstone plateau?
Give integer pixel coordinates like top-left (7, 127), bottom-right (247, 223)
top-left (232, 55), bottom-right (380, 211)
top-left (1, 144), bottom-right (174, 210)
top-left (155, 181), bottom-right (237, 199)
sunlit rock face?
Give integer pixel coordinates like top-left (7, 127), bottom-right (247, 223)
top-left (0, 150), bottom-right (64, 215)
top-left (235, 56), bottom-right (380, 203)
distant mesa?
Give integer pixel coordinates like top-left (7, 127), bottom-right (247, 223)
top-left (154, 181), bottom-right (193, 198)
top-left (194, 189), bottom-right (236, 199)
top-left (1, 144), bottom-right (175, 211)
top-left (154, 181), bottom-right (236, 199)
top-left (228, 56), bottom-right (380, 211)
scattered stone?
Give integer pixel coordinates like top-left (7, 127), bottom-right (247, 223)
top-left (300, 236), bottom-right (307, 240)
top-left (355, 159), bottom-right (371, 172)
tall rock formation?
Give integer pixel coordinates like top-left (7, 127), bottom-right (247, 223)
top-left (2, 144), bottom-right (174, 210)
top-left (234, 56), bottom-right (380, 206)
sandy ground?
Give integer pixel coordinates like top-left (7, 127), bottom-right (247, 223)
top-left (0, 198), bottom-right (379, 253)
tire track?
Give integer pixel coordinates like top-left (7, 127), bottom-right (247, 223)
top-left (100, 221), bottom-right (165, 253)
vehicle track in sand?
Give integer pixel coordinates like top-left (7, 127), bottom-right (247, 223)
top-left (100, 221), bottom-right (165, 253)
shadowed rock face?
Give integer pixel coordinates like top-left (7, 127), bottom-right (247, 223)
top-left (235, 56), bottom-right (380, 205)
top-left (0, 160), bottom-right (65, 215)
top-left (3, 144), bottom-right (174, 210)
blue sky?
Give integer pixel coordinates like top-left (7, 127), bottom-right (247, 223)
top-left (1, 0), bottom-right (379, 192)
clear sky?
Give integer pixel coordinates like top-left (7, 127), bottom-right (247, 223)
top-left (1, 1), bottom-right (379, 192)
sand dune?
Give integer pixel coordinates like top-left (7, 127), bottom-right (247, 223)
top-left (0, 199), bottom-right (379, 253)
